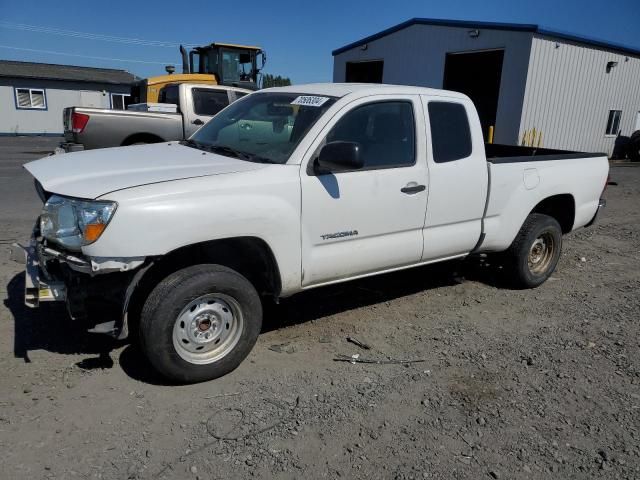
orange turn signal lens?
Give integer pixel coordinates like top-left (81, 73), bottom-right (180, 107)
top-left (83, 223), bottom-right (107, 243)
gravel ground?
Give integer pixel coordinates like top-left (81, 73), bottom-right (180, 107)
top-left (0, 138), bottom-right (638, 479)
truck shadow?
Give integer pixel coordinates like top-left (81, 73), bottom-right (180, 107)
top-left (5, 272), bottom-right (119, 366)
top-left (260, 256), bottom-right (503, 333)
top-left (5, 256), bottom-right (503, 385)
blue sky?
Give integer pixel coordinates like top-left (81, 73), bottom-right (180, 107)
top-left (1, 0), bottom-right (639, 84)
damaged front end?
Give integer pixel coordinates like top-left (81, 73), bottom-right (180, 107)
top-left (11, 222), bottom-right (149, 339)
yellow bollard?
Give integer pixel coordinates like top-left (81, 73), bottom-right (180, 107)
top-left (488, 126), bottom-right (494, 144)
top-left (531, 128), bottom-right (537, 148)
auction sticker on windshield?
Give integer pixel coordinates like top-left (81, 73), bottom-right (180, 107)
top-left (291, 96), bottom-right (330, 107)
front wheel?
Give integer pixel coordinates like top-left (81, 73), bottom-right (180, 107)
top-left (502, 213), bottom-right (562, 289)
top-left (139, 264), bottom-right (262, 383)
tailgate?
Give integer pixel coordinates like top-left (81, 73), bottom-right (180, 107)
top-left (62, 107), bottom-right (75, 142)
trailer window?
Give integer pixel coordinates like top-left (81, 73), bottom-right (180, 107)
top-left (15, 88), bottom-right (46, 110)
top-left (111, 93), bottom-right (131, 110)
top-left (428, 102), bottom-right (472, 162)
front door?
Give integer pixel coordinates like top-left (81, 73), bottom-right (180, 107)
top-left (300, 96), bottom-right (428, 287)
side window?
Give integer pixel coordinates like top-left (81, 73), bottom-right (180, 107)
top-left (428, 102), bottom-right (472, 163)
top-left (605, 110), bottom-right (622, 136)
top-left (325, 101), bottom-right (415, 169)
top-left (192, 89), bottom-right (229, 116)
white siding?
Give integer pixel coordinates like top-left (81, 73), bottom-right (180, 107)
top-left (0, 85), bottom-right (111, 135)
top-left (333, 24), bottom-right (533, 144)
top-left (520, 35), bottom-right (640, 155)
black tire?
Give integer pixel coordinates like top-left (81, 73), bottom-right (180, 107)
top-left (502, 213), bottom-right (562, 289)
top-left (139, 264), bottom-right (262, 383)
top-left (612, 135), bottom-right (630, 160)
top-left (628, 130), bottom-right (640, 162)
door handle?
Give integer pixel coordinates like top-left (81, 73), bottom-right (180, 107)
top-left (401, 184), bottom-right (426, 194)
top-left (192, 119), bottom-right (204, 125)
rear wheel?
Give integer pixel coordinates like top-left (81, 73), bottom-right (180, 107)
top-left (139, 264), bottom-right (262, 383)
top-left (502, 213), bottom-right (562, 288)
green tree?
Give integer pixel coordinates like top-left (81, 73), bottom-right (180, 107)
top-left (262, 73), bottom-right (292, 88)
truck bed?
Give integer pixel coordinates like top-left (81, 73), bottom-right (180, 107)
top-left (63, 107), bottom-right (183, 150)
top-left (479, 144), bottom-right (609, 253)
top-left (485, 143), bottom-right (607, 163)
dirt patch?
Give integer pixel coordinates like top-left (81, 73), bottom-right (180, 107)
top-left (0, 166), bottom-right (639, 479)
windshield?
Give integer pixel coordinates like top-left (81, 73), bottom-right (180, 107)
top-left (221, 49), bottom-right (252, 83)
top-left (188, 92), bottom-right (337, 164)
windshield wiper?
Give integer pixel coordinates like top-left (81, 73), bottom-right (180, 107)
top-left (207, 145), bottom-right (280, 164)
top-left (180, 139), bottom-right (206, 150)
top-left (244, 153), bottom-right (280, 164)
top-left (186, 142), bottom-right (280, 164)
top-left (206, 145), bottom-right (253, 160)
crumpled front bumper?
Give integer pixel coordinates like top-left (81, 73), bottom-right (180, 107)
top-left (10, 241), bottom-right (67, 308)
top-left (10, 234), bottom-right (150, 339)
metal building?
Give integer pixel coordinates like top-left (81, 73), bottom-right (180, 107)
top-left (332, 18), bottom-right (640, 155)
top-left (0, 60), bottom-right (135, 136)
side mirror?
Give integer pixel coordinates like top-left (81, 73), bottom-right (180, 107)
top-left (316, 141), bottom-right (363, 173)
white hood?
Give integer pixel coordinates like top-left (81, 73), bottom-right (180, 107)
top-left (24, 143), bottom-right (266, 199)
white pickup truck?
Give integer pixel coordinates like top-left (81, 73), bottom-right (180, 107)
top-left (17, 83), bottom-right (609, 383)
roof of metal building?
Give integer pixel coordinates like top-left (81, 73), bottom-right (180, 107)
top-left (332, 18), bottom-right (640, 58)
top-left (0, 60), bottom-right (136, 84)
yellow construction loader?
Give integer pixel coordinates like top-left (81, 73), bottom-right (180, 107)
top-left (137, 43), bottom-right (265, 102)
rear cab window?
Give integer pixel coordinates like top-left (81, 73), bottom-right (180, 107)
top-left (427, 101), bottom-right (472, 162)
top-left (158, 85), bottom-right (180, 109)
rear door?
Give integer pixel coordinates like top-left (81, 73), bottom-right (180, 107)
top-left (300, 95), bottom-right (428, 287)
top-left (183, 88), bottom-right (232, 137)
top-left (420, 96), bottom-right (488, 260)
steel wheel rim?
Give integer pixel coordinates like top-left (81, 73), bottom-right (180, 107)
top-left (527, 231), bottom-right (555, 275)
top-left (172, 293), bottom-right (244, 365)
